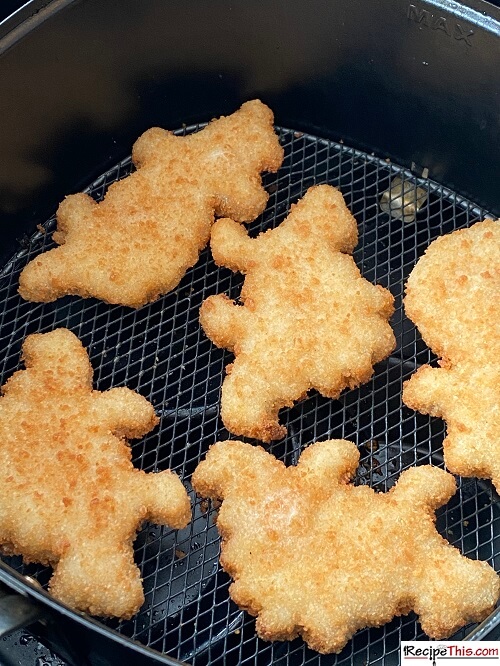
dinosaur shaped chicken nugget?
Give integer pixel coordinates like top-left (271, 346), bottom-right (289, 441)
top-left (200, 185), bottom-right (395, 441)
top-left (192, 439), bottom-right (499, 653)
top-left (18, 100), bottom-right (283, 308)
top-left (403, 219), bottom-right (500, 490)
top-left (0, 328), bottom-right (190, 618)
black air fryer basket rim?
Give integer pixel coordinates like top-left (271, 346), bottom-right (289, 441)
top-left (0, 0), bottom-right (499, 664)
top-left (6, 0), bottom-right (500, 42)
top-left (0, 562), bottom-right (186, 666)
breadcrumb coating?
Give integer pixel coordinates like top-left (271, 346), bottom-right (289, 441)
top-left (403, 219), bottom-right (500, 490)
top-left (0, 329), bottom-right (191, 618)
top-left (200, 185), bottom-right (395, 441)
top-left (192, 439), bottom-right (499, 653)
top-left (19, 100), bottom-right (283, 308)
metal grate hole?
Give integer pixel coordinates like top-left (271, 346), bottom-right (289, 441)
top-left (0, 124), bottom-right (497, 665)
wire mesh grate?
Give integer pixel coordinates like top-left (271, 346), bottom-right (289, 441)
top-left (0, 124), bottom-right (498, 665)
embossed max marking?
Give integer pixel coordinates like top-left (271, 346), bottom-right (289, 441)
top-left (408, 4), bottom-right (474, 45)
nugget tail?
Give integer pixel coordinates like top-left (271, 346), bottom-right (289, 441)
top-left (18, 246), bottom-right (74, 303)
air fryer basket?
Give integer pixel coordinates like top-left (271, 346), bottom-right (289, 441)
top-left (0, 0), bottom-right (500, 664)
top-left (0, 121), bottom-right (499, 665)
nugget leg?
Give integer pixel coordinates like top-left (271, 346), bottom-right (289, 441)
top-left (54, 193), bottom-right (96, 242)
top-left (297, 439), bottom-right (360, 487)
top-left (50, 541), bottom-right (144, 619)
top-left (200, 294), bottom-right (250, 351)
top-left (392, 465), bottom-right (456, 510)
top-left (93, 388), bottom-right (158, 439)
top-left (210, 218), bottom-right (256, 272)
top-left (403, 365), bottom-right (449, 418)
top-left (221, 369), bottom-right (287, 442)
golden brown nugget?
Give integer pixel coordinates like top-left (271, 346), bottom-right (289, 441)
top-left (18, 100), bottom-right (283, 308)
top-left (192, 439), bottom-right (499, 654)
top-left (200, 185), bottom-right (395, 441)
top-left (0, 328), bottom-right (190, 619)
top-left (403, 219), bottom-right (500, 490)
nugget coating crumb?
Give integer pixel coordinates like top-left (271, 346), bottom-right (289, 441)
top-left (200, 185), bottom-right (395, 441)
top-left (0, 329), bottom-right (191, 618)
top-left (192, 439), bottom-right (499, 654)
top-left (18, 100), bottom-right (283, 308)
top-left (403, 219), bottom-right (500, 490)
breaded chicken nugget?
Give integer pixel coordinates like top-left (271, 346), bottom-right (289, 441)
top-left (403, 219), bottom-right (500, 490)
top-left (0, 329), bottom-right (190, 618)
top-left (19, 100), bottom-right (283, 308)
top-left (200, 185), bottom-right (395, 441)
top-left (192, 439), bottom-right (499, 654)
